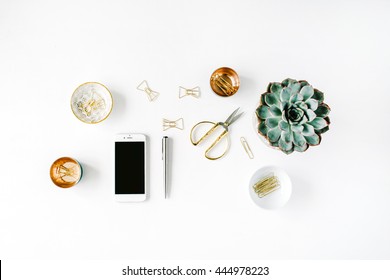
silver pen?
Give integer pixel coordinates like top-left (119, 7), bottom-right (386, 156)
top-left (162, 136), bottom-right (168, 199)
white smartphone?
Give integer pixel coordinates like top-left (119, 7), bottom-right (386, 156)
top-left (115, 133), bottom-right (147, 202)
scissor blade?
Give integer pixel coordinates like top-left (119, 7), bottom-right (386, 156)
top-left (224, 107), bottom-right (240, 124)
top-left (225, 107), bottom-right (244, 126)
top-left (228, 112), bottom-right (244, 126)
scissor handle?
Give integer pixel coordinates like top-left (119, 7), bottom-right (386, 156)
top-left (190, 121), bottom-right (230, 160)
top-left (204, 130), bottom-right (230, 160)
top-left (190, 121), bottom-right (219, 146)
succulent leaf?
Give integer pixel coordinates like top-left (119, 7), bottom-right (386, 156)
top-left (281, 87), bottom-right (292, 102)
top-left (281, 79), bottom-right (289, 87)
top-left (270, 82), bottom-right (282, 95)
top-left (324, 116), bottom-right (330, 124)
top-left (300, 85), bottom-right (314, 101)
top-left (293, 131), bottom-right (306, 147)
top-left (290, 93), bottom-right (304, 104)
top-left (299, 80), bottom-right (309, 87)
top-left (270, 105), bottom-right (282, 117)
top-left (271, 141), bottom-right (280, 147)
top-left (317, 126), bottom-right (330, 134)
top-left (267, 127), bottom-right (282, 143)
top-left (302, 123), bottom-right (315, 136)
top-left (258, 121), bottom-right (268, 136)
top-left (281, 110), bottom-right (288, 122)
top-left (279, 120), bottom-right (289, 131)
top-left (305, 99), bottom-right (318, 111)
top-left (314, 104), bottom-right (330, 118)
top-left (260, 93), bottom-right (266, 105)
top-left (298, 115), bottom-right (308, 125)
top-left (279, 137), bottom-right (293, 153)
top-left (312, 89), bottom-right (324, 103)
top-left (280, 101), bottom-right (289, 111)
top-left (281, 78), bottom-right (297, 87)
top-left (305, 109), bottom-right (316, 122)
top-left (281, 130), bottom-right (292, 143)
top-left (305, 133), bottom-right (321, 145)
top-left (289, 82), bottom-right (301, 95)
top-left (265, 93), bottom-right (280, 107)
top-left (309, 117), bottom-right (328, 130)
top-left (297, 101), bottom-right (309, 110)
top-left (265, 117), bottom-right (280, 128)
top-left (257, 79), bottom-right (330, 154)
top-left (256, 105), bottom-right (271, 119)
top-left (291, 124), bottom-right (303, 133)
top-left (294, 143), bottom-right (309, 152)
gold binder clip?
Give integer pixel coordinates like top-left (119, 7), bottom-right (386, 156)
top-left (179, 86), bottom-right (201, 99)
top-left (163, 118), bottom-right (184, 131)
top-left (240, 137), bottom-right (254, 159)
top-left (137, 80), bottom-right (159, 102)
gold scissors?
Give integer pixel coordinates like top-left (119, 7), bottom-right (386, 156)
top-left (190, 108), bottom-right (244, 160)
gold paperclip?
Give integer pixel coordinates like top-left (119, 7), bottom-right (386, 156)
top-left (252, 173), bottom-right (280, 198)
top-left (163, 118), bottom-right (184, 131)
top-left (137, 80), bottom-right (159, 102)
top-left (179, 86), bottom-right (201, 98)
top-left (240, 137), bottom-right (254, 159)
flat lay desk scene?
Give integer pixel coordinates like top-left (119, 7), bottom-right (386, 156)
top-left (0, 0), bottom-right (390, 259)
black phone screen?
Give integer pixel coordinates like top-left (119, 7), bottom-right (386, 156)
top-left (115, 141), bottom-right (145, 194)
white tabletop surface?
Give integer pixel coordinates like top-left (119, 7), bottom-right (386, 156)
top-left (1, 0), bottom-right (389, 259)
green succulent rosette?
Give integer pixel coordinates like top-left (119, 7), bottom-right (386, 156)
top-left (256, 78), bottom-right (330, 154)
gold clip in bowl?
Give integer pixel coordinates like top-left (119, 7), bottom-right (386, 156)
top-left (210, 67), bottom-right (240, 97)
top-left (252, 173), bottom-right (280, 198)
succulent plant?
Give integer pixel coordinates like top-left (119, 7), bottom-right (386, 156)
top-left (256, 78), bottom-right (330, 154)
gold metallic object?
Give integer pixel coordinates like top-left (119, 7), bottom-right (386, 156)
top-left (163, 118), bottom-right (184, 131)
top-left (70, 82), bottom-right (113, 124)
top-left (179, 86), bottom-right (200, 98)
top-left (210, 67), bottom-right (240, 97)
top-left (50, 157), bottom-right (83, 188)
top-left (190, 108), bottom-right (243, 160)
top-left (137, 80), bottom-right (159, 101)
top-left (77, 93), bottom-right (105, 117)
top-left (252, 173), bottom-right (280, 198)
top-left (240, 137), bottom-right (254, 159)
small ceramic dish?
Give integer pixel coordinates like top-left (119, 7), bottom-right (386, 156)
top-left (71, 82), bottom-right (113, 124)
top-left (210, 67), bottom-right (240, 97)
top-left (50, 157), bottom-right (83, 188)
top-left (249, 166), bottom-right (292, 209)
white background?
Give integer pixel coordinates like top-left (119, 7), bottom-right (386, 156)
top-left (1, 0), bottom-right (389, 259)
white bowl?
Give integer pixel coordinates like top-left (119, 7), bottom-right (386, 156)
top-left (249, 166), bottom-right (292, 209)
top-left (71, 82), bottom-right (113, 124)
